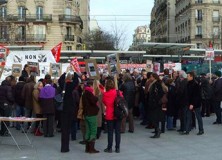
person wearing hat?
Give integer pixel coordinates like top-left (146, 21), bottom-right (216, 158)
top-left (212, 71), bottom-right (222, 124)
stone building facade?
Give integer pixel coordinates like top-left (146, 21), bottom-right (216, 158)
top-left (0, 0), bottom-right (90, 50)
top-left (175, 0), bottom-right (222, 49)
top-left (150, 0), bottom-right (176, 43)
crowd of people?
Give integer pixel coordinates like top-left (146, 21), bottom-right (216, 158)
top-left (0, 63), bottom-right (222, 154)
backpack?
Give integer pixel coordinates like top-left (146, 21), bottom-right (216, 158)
top-left (114, 90), bottom-right (128, 120)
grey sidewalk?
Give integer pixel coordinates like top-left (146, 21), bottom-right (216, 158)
top-left (0, 115), bottom-right (222, 160)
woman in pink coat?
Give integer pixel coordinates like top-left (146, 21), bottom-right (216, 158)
top-left (102, 79), bottom-right (121, 153)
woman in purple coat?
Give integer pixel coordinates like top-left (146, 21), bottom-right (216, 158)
top-left (39, 77), bottom-right (56, 137)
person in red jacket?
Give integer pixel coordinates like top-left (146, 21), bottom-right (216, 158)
top-left (102, 79), bottom-right (122, 153)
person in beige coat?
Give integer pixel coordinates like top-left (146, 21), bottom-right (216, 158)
top-left (32, 81), bottom-right (43, 136)
top-left (77, 83), bottom-right (86, 145)
top-left (93, 80), bottom-right (105, 139)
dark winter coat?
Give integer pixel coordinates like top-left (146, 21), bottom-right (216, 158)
top-left (166, 85), bottom-right (176, 116)
top-left (200, 77), bottom-right (213, 100)
top-left (119, 80), bottom-right (136, 109)
top-left (39, 84), bottom-right (56, 114)
top-left (176, 78), bottom-right (188, 108)
top-left (187, 80), bottom-right (201, 108)
top-left (148, 80), bottom-right (164, 123)
top-left (212, 77), bottom-right (222, 101)
top-left (139, 78), bottom-right (147, 104)
top-left (22, 81), bottom-right (35, 109)
top-left (0, 80), bottom-right (14, 105)
top-left (82, 87), bottom-right (99, 117)
top-left (14, 81), bottom-right (26, 106)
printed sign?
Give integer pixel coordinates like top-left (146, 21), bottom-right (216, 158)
top-left (12, 64), bottom-right (22, 77)
top-left (85, 59), bottom-right (99, 79)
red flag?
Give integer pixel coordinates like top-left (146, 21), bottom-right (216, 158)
top-left (51, 42), bottom-right (62, 62)
top-left (70, 57), bottom-right (81, 74)
top-left (0, 45), bottom-right (8, 66)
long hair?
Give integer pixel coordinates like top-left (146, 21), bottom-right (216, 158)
top-left (93, 80), bottom-right (101, 96)
top-left (105, 79), bottom-right (115, 91)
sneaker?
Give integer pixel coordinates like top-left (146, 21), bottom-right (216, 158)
top-left (180, 131), bottom-right (189, 135)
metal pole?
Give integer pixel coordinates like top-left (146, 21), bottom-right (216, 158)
top-left (209, 59), bottom-right (212, 81)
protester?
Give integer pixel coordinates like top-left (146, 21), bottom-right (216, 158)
top-left (21, 64), bottom-right (30, 81)
top-left (22, 75), bottom-right (36, 132)
top-left (93, 80), bottom-right (104, 139)
top-left (60, 71), bottom-right (79, 153)
top-left (0, 79), bottom-right (14, 136)
top-left (212, 71), bottom-right (222, 124)
top-left (14, 76), bottom-right (26, 130)
top-left (119, 73), bottom-right (136, 133)
top-left (103, 79), bottom-right (122, 153)
top-left (39, 76), bottom-right (55, 137)
top-left (82, 79), bottom-right (99, 153)
top-left (148, 73), bottom-right (164, 138)
top-left (32, 81), bottom-right (43, 136)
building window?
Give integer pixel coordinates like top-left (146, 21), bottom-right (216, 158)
top-left (66, 46), bottom-right (72, 50)
top-left (0, 25), bottom-right (7, 40)
top-left (0, 6), bottom-right (7, 19)
top-left (196, 10), bottom-right (203, 21)
top-left (195, 0), bottom-right (203, 3)
top-left (196, 43), bottom-right (202, 49)
top-left (213, 10), bottom-right (219, 22)
top-left (65, 7), bottom-right (71, 19)
top-left (36, 6), bottom-right (43, 20)
top-left (213, 0), bottom-right (220, 4)
top-left (196, 26), bottom-right (202, 35)
top-left (34, 25), bottom-right (46, 41)
top-left (17, 26), bottom-right (25, 40)
top-left (18, 6), bottom-right (26, 20)
top-left (213, 26), bottom-right (219, 36)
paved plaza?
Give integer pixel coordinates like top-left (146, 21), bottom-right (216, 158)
top-left (0, 115), bottom-right (222, 160)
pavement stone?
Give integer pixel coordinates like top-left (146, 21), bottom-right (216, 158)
top-left (0, 115), bottom-right (222, 160)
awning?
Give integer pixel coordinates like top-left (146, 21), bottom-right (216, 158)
top-left (137, 42), bottom-right (196, 50)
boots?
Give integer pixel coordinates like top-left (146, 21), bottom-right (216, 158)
top-left (85, 141), bottom-right (89, 153)
top-left (34, 128), bottom-right (43, 136)
top-left (150, 128), bottom-right (160, 138)
top-left (88, 140), bottom-right (99, 153)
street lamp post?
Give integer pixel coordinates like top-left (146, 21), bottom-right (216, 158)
top-left (23, 7), bottom-right (28, 45)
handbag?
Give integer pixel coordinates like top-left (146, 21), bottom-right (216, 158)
top-left (54, 84), bottom-right (66, 111)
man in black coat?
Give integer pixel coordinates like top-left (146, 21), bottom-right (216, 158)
top-left (212, 71), bottom-right (222, 124)
top-left (182, 72), bottom-right (204, 135)
top-left (0, 79), bottom-right (14, 136)
top-left (60, 72), bottom-right (79, 153)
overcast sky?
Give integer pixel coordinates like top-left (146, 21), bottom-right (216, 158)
top-left (90, 0), bottom-right (154, 50)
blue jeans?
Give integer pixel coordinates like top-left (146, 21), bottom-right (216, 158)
top-left (107, 120), bottom-right (121, 149)
top-left (15, 105), bottom-right (25, 130)
top-left (71, 120), bottom-right (77, 140)
top-left (194, 107), bottom-right (204, 132)
top-left (166, 116), bottom-right (173, 129)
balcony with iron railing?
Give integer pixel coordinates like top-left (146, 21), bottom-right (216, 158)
top-left (0, 34), bottom-right (9, 42)
top-left (195, 16), bottom-right (203, 22)
top-left (59, 15), bottom-right (83, 28)
top-left (195, 34), bottom-right (202, 39)
top-left (15, 34), bottom-right (46, 42)
top-left (64, 35), bottom-right (75, 41)
top-left (1, 14), bottom-right (52, 22)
